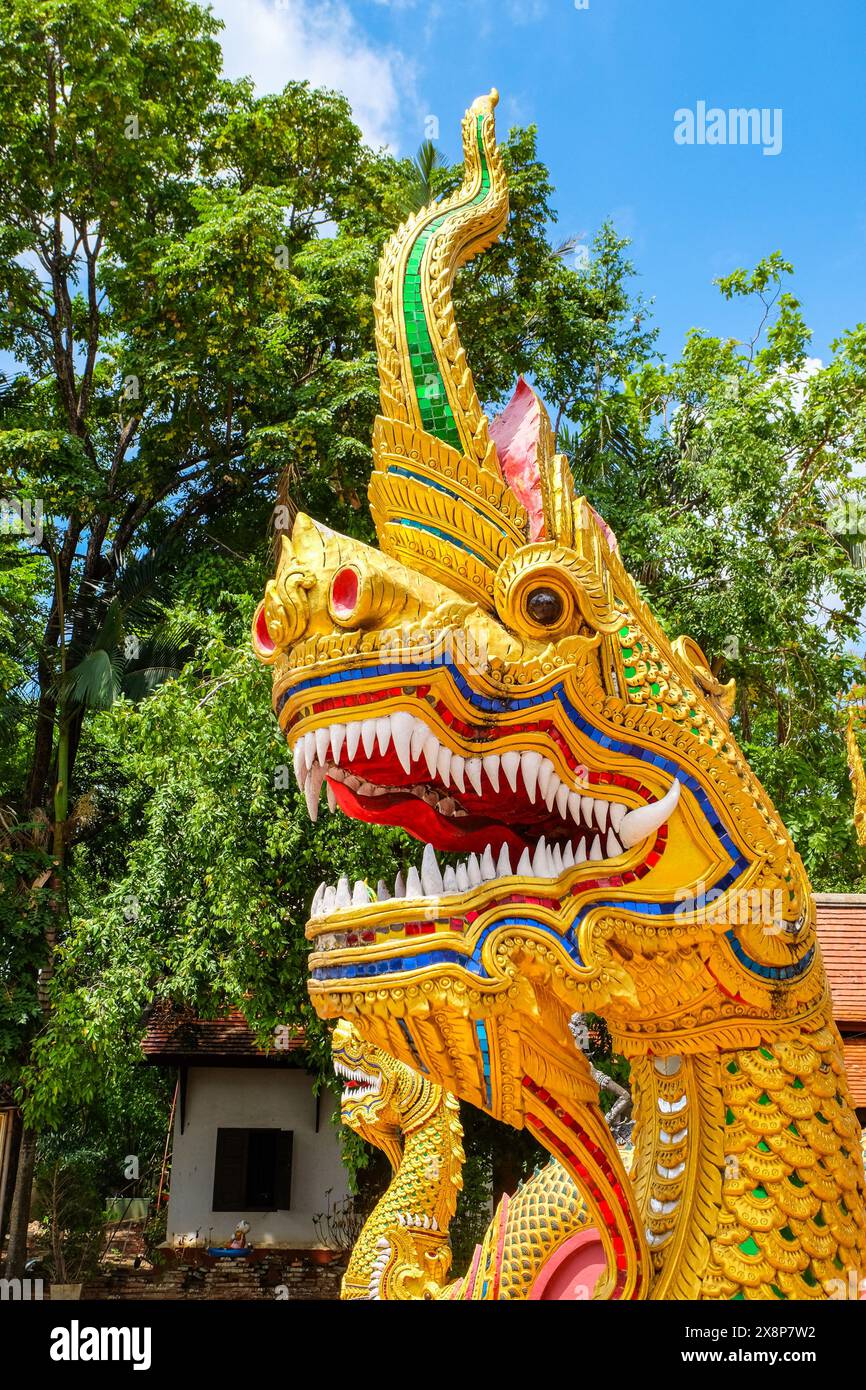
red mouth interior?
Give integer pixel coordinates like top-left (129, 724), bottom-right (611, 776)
top-left (328, 742), bottom-right (590, 858)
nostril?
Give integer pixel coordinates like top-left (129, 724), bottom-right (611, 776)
top-left (254, 603), bottom-right (276, 654)
top-left (330, 565), bottom-right (360, 622)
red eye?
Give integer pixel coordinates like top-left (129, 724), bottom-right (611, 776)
top-left (330, 566), bottom-right (359, 621)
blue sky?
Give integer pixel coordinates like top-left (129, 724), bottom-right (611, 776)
top-left (212, 0), bottom-right (866, 363)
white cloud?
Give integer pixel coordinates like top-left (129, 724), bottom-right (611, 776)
top-left (209, 0), bottom-right (414, 149)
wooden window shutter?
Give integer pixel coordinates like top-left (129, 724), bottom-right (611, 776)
top-left (275, 1130), bottom-right (293, 1210)
top-left (212, 1128), bottom-right (248, 1211)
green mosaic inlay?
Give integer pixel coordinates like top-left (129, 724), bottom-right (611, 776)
top-left (739, 1236), bottom-right (760, 1256)
top-left (401, 115), bottom-right (490, 450)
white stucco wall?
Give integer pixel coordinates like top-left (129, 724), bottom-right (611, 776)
top-left (166, 1067), bottom-right (348, 1248)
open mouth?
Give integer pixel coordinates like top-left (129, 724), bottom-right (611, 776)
top-left (334, 1057), bottom-right (382, 1104)
top-left (291, 710), bottom-right (680, 888)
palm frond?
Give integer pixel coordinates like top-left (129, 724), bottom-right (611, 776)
top-left (58, 648), bottom-right (124, 710)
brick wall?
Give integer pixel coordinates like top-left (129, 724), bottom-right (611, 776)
top-left (78, 1250), bottom-right (348, 1301)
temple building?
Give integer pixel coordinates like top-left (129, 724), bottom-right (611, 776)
top-left (141, 1004), bottom-right (348, 1249)
top-left (814, 894), bottom-right (866, 1123)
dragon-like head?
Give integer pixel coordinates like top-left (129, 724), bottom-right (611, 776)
top-left (333, 1017), bottom-right (406, 1167)
top-left (256, 93), bottom-right (823, 1139)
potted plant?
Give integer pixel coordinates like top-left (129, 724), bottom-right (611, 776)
top-left (311, 1189), bottom-right (368, 1262)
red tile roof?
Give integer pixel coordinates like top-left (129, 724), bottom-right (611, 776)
top-left (814, 894), bottom-right (866, 1025)
top-left (141, 1003), bottom-right (306, 1064)
top-left (842, 1037), bottom-right (866, 1106)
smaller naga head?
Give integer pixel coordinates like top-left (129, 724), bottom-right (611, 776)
top-left (332, 1017), bottom-right (445, 1173)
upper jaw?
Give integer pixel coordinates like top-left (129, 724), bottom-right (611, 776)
top-left (287, 700), bottom-right (680, 859)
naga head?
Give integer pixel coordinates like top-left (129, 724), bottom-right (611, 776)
top-left (256, 93), bottom-right (824, 1138)
top-left (332, 1016), bottom-right (421, 1169)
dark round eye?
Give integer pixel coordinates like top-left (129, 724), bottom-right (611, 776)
top-left (526, 587), bottom-right (564, 625)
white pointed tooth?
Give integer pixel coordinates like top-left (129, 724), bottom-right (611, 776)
top-left (466, 853), bottom-right (482, 887)
top-left (304, 766), bottom-right (324, 822)
top-left (575, 839), bottom-right (587, 864)
top-left (375, 716), bottom-right (391, 757)
top-left (359, 718), bottom-right (376, 758)
top-left (346, 722), bottom-right (362, 761)
top-left (521, 751), bottom-right (542, 803)
top-left (421, 843), bottom-right (443, 895)
top-left (410, 718), bottom-right (428, 764)
top-left (311, 882), bottom-right (326, 916)
top-left (390, 711), bottom-right (413, 774)
top-left (516, 847), bottom-right (532, 876)
top-left (581, 794), bottom-right (596, 826)
top-left (443, 865), bottom-right (458, 893)
top-left (293, 739), bottom-right (307, 788)
top-left (450, 754), bottom-right (466, 793)
top-left (330, 723), bottom-right (345, 765)
top-left (620, 779), bottom-right (681, 848)
top-left (304, 729), bottom-right (316, 768)
top-left (335, 876), bottom-right (351, 909)
top-left (423, 734), bottom-right (439, 779)
top-left (568, 791), bottom-right (583, 824)
top-left (352, 880), bottom-right (369, 906)
top-left (326, 781), bottom-right (337, 814)
top-left (556, 783), bottom-right (570, 819)
top-left (377, 880), bottom-right (390, 901)
top-left (323, 886), bottom-right (336, 914)
top-left (532, 837), bottom-right (549, 877)
top-left (551, 843), bottom-right (563, 874)
top-left (496, 843), bottom-right (511, 877)
top-left (537, 758), bottom-right (555, 802)
top-left (606, 829), bottom-right (621, 859)
top-left (431, 1216), bottom-right (438, 1231)
top-left (393, 871), bottom-right (407, 899)
top-left (562, 841), bottom-right (575, 868)
top-left (608, 802), bottom-right (625, 833)
top-left (436, 745), bottom-right (452, 788)
top-left (406, 865), bottom-right (423, 897)
top-left (481, 753), bottom-right (500, 792)
top-left (589, 834), bottom-right (602, 862)
top-left (480, 844), bottom-right (496, 880)
top-left (456, 862), bottom-right (470, 891)
top-left (466, 757), bottom-right (483, 796)
top-left (501, 750), bottom-right (520, 793)
top-left (544, 772), bottom-right (560, 813)
top-left (314, 727), bottom-right (329, 767)
top-left (594, 799), bottom-right (609, 833)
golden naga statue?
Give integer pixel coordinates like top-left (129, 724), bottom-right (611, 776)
top-left (255, 92), bottom-right (866, 1300)
top-left (334, 1017), bottom-right (599, 1299)
top-left (845, 695), bottom-right (866, 847)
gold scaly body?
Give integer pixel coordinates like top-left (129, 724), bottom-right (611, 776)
top-left (335, 1020), bottom-right (595, 1299)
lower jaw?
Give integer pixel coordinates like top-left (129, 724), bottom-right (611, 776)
top-left (308, 829), bottom-right (666, 983)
